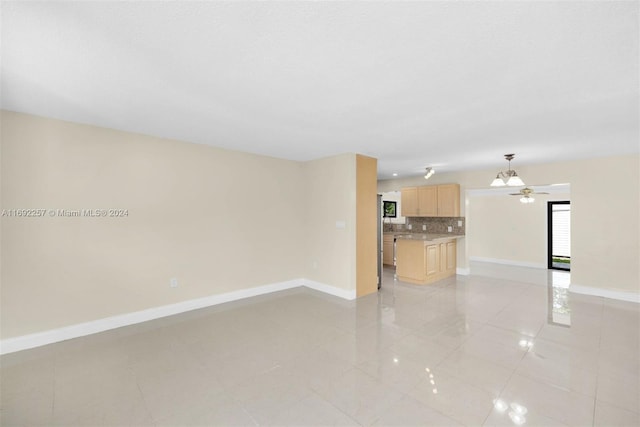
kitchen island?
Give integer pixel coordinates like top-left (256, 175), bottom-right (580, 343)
top-left (395, 234), bottom-right (461, 285)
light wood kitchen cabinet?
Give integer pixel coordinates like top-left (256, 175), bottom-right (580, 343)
top-left (425, 243), bottom-right (440, 279)
top-left (400, 187), bottom-right (419, 217)
top-left (396, 239), bottom-right (426, 282)
top-left (437, 240), bottom-right (456, 277)
top-left (401, 186), bottom-right (436, 217)
top-left (437, 184), bottom-right (460, 217)
top-left (396, 237), bottom-right (457, 285)
top-left (418, 186), bottom-right (438, 216)
top-left (445, 240), bottom-right (456, 274)
top-left (383, 234), bottom-right (395, 266)
top-left (400, 184), bottom-right (460, 217)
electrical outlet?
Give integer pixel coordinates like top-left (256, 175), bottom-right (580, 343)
top-left (458, 220), bottom-right (463, 227)
top-left (170, 278), bottom-right (178, 288)
top-left (312, 261), bottom-right (318, 269)
top-left (422, 224), bottom-right (426, 231)
top-left (447, 226), bottom-right (453, 232)
top-left (407, 224), bottom-right (412, 230)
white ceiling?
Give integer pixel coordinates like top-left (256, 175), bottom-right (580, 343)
top-left (2, 1), bottom-right (638, 179)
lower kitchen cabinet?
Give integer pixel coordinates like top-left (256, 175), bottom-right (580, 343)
top-left (396, 238), bottom-right (457, 285)
top-left (383, 234), bottom-right (395, 266)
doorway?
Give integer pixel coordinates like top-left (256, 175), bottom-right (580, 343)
top-left (548, 201), bottom-right (571, 271)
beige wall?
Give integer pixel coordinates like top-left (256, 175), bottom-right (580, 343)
top-left (379, 154), bottom-right (640, 295)
top-left (569, 157), bottom-right (639, 294)
top-left (467, 191), bottom-right (570, 268)
top-left (1, 111), bottom-right (310, 339)
top-left (2, 109), bottom-right (636, 340)
top-left (303, 154), bottom-right (378, 297)
top-left (1, 111), bottom-right (375, 340)
top-left (304, 153), bottom-right (357, 293)
top-left (356, 154), bottom-right (378, 297)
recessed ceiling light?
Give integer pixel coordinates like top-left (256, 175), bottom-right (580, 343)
top-left (392, 173), bottom-right (398, 177)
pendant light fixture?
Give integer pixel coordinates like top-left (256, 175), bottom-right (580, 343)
top-left (424, 167), bottom-right (435, 180)
top-left (491, 154), bottom-right (525, 187)
top-left (520, 195), bottom-right (535, 204)
top-left (509, 187), bottom-right (549, 204)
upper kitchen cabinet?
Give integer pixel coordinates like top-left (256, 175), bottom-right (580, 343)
top-left (400, 186), bottom-right (419, 216)
top-left (436, 184), bottom-right (460, 217)
top-left (401, 186), bottom-right (436, 216)
top-left (400, 184), bottom-right (460, 217)
top-left (418, 186), bottom-right (438, 216)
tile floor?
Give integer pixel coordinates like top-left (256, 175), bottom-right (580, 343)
top-left (1, 263), bottom-right (639, 426)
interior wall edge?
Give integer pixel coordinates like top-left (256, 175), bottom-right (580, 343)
top-left (0, 277), bottom-right (354, 355)
top-left (456, 268), bottom-right (470, 276)
top-left (569, 284), bottom-right (640, 304)
top-left (302, 279), bottom-right (357, 301)
top-left (469, 256), bottom-right (547, 270)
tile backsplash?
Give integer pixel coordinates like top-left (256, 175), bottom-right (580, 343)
top-left (383, 217), bottom-right (465, 235)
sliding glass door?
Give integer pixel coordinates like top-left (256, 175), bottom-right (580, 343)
top-left (548, 201), bottom-right (571, 271)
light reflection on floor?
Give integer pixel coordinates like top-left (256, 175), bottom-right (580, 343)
top-left (1, 262), bottom-right (637, 426)
top-left (550, 270), bottom-right (571, 326)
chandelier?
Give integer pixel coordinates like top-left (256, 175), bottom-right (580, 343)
top-left (490, 154), bottom-right (525, 187)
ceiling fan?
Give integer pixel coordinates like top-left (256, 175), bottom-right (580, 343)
top-left (509, 187), bottom-right (549, 204)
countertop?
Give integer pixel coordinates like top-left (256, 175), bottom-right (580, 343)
top-left (384, 232), bottom-right (464, 242)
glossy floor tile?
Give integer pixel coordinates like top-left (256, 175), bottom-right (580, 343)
top-left (1, 263), bottom-right (639, 426)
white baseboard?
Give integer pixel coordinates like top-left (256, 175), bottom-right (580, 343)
top-left (469, 256), bottom-right (546, 269)
top-left (456, 267), bottom-right (470, 276)
top-left (1, 278), bottom-right (356, 355)
top-left (303, 279), bottom-right (357, 300)
top-left (570, 284), bottom-right (640, 303)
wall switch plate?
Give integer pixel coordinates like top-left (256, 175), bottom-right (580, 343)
top-left (335, 220), bottom-right (346, 229)
top-left (458, 220), bottom-right (463, 227)
top-left (447, 226), bottom-right (453, 232)
top-left (170, 278), bottom-right (178, 288)
top-left (407, 224), bottom-right (412, 230)
top-left (422, 224), bottom-right (427, 231)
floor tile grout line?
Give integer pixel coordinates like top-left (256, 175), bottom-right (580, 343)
top-left (477, 294), bottom-right (596, 427)
top-left (591, 297), bottom-right (605, 427)
top-left (2, 266), bottom-right (637, 426)
top-left (478, 335), bottom-right (527, 426)
top-left (307, 388), bottom-right (365, 427)
top-left (131, 364), bottom-right (157, 425)
top-left (361, 360), bottom-right (464, 427)
top-left (50, 352), bottom-right (57, 424)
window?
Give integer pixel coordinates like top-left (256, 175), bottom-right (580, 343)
top-left (383, 201), bottom-right (397, 218)
top-left (548, 201), bottom-right (570, 271)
